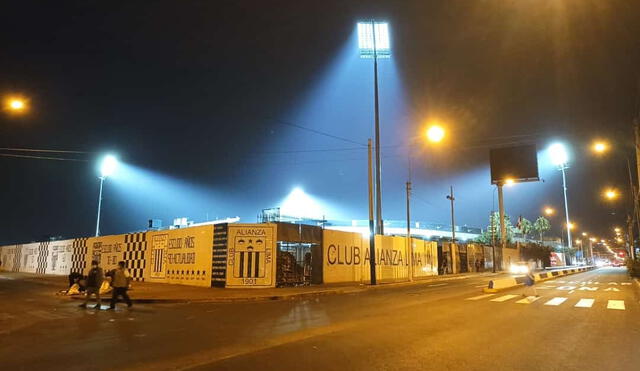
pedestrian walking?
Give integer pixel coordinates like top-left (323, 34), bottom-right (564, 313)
top-left (475, 259), bottom-right (480, 272)
top-left (108, 261), bottom-right (132, 310)
top-left (79, 260), bottom-right (103, 309)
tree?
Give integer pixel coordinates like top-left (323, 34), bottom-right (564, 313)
top-left (476, 212), bottom-right (515, 244)
top-left (518, 217), bottom-right (533, 239)
top-left (533, 216), bottom-right (551, 242)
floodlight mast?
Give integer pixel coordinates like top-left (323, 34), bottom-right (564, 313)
top-left (358, 21), bottom-right (390, 236)
top-left (549, 143), bottom-right (573, 263)
top-left (95, 155), bottom-right (118, 237)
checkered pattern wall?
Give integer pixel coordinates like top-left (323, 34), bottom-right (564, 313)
top-left (36, 242), bottom-right (49, 274)
top-left (71, 238), bottom-right (88, 274)
top-left (12, 245), bottom-right (22, 272)
top-left (124, 232), bottom-right (147, 282)
top-left (211, 224), bottom-right (228, 287)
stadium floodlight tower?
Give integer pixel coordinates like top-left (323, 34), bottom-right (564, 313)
top-left (549, 143), bottom-right (573, 262)
top-left (358, 21), bottom-right (390, 286)
top-left (95, 154), bottom-right (118, 237)
top-left (358, 21), bottom-right (390, 234)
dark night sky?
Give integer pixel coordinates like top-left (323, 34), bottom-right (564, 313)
top-left (1, 0), bottom-right (639, 244)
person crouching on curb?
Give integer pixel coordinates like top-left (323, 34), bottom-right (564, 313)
top-left (108, 261), bottom-right (133, 310)
top-left (522, 261), bottom-right (539, 298)
top-left (79, 260), bottom-right (103, 309)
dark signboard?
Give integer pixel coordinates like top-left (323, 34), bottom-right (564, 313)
top-left (489, 144), bottom-right (539, 184)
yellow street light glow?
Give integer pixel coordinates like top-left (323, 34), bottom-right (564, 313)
top-left (581, 232), bottom-right (588, 236)
top-left (614, 227), bottom-right (621, 233)
top-left (4, 96), bottom-right (28, 113)
top-left (544, 207), bottom-right (555, 216)
top-left (567, 222), bottom-right (575, 230)
top-left (604, 189), bottom-right (619, 200)
top-left (505, 178), bottom-right (515, 186)
top-left (589, 237), bottom-right (596, 242)
top-left (575, 239), bottom-right (582, 244)
top-left (592, 141), bottom-right (608, 154)
top-left (426, 125), bottom-right (445, 143)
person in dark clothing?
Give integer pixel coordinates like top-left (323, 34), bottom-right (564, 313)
top-left (79, 260), bottom-right (103, 309)
top-left (108, 261), bottom-right (132, 310)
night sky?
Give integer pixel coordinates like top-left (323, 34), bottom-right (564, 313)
top-left (1, 0), bottom-right (639, 244)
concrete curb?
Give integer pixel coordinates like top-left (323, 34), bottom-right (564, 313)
top-left (483, 266), bottom-right (596, 293)
top-left (66, 273), bottom-right (502, 304)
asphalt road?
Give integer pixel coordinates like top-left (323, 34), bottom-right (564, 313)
top-left (1, 268), bottom-right (638, 370)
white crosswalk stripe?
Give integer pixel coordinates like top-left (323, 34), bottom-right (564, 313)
top-left (574, 299), bottom-right (594, 308)
top-left (490, 294), bottom-right (519, 302)
top-left (465, 294), bottom-right (495, 301)
top-left (607, 300), bottom-right (625, 310)
top-left (544, 297), bottom-right (568, 306)
top-left (516, 296), bottom-right (541, 304)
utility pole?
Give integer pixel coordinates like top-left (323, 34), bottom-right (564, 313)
top-left (368, 139), bottom-right (377, 285)
top-left (626, 158), bottom-right (638, 261)
top-left (490, 210), bottom-right (496, 273)
top-left (633, 120), bottom-right (640, 260)
top-left (497, 182), bottom-right (506, 271)
top-left (406, 181), bottom-right (413, 281)
top-left (447, 186), bottom-right (456, 243)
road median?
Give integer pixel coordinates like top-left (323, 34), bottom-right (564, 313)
top-left (483, 266), bottom-right (596, 293)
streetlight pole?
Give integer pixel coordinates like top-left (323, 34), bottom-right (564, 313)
top-left (447, 186), bottom-right (456, 243)
top-left (560, 165), bottom-right (573, 264)
top-left (367, 139), bottom-right (376, 285)
top-left (95, 176), bottom-right (105, 237)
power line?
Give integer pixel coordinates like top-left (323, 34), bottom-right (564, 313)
top-left (0, 147), bottom-right (91, 154)
top-left (0, 153), bottom-right (88, 162)
top-left (268, 118), bottom-right (367, 147)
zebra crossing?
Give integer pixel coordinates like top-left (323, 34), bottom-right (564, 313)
top-left (465, 293), bottom-right (628, 310)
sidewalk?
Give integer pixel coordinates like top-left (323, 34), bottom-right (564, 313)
top-left (2, 270), bottom-right (503, 303)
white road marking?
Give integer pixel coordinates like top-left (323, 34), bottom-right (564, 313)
top-left (474, 285), bottom-right (486, 288)
top-left (578, 286), bottom-right (598, 291)
top-left (557, 286), bottom-right (576, 290)
top-left (544, 297), bottom-right (568, 306)
top-left (516, 296), bottom-right (541, 304)
top-left (607, 300), bottom-right (626, 310)
top-left (621, 283), bottom-right (631, 286)
top-left (608, 282), bottom-right (618, 285)
top-left (604, 288), bottom-right (621, 292)
top-left (466, 294), bottom-right (495, 301)
top-left (574, 299), bottom-right (595, 308)
top-left (490, 294), bottom-right (519, 302)
top-left (0, 312), bottom-right (16, 320)
top-left (427, 283), bottom-right (448, 287)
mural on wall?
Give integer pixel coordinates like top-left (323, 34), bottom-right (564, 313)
top-left (226, 224), bottom-right (276, 288)
top-left (45, 240), bottom-right (75, 275)
top-left (0, 245), bottom-right (19, 272)
top-left (86, 235), bottom-right (125, 274)
top-left (20, 243), bottom-right (40, 274)
top-left (70, 238), bottom-right (88, 275)
top-left (146, 225), bottom-right (213, 287)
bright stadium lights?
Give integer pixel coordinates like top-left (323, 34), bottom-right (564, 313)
top-left (281, 187), bottom-right (325, 220)
top-left (96, 154), bottom-right (119, 236)
top-left (549, 142), bottom-right (569, 167)
top-left (100, 154), bottom-right (119, 178)
top-left (357, 21), bottom-right (390, 58)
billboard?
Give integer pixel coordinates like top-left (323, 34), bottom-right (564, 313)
top-left (489, 144), bottom-right (539, 184)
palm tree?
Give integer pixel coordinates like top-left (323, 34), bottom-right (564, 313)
top-left (533, 216), bottom-right (551, 243)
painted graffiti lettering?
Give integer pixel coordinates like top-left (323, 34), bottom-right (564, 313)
top-left (167, 252), bottom-right (196, 264)
top-left (327, 245), bottom-right (362, 265)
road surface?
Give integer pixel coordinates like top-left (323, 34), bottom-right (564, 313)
top-left (1, 267), bottom-right (638, 370)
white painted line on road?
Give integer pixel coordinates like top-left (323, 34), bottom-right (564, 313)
top-left (621, 282), bottom-right (631, 286)
top-left (474, 285), bottom-right (486, 288)
top-left (466, 294), bottom-right (495, 301)
top-left (544, 297), bottom-right (568, 306)
top-left (490, 294), bottom-right (519, 302)
top-left (607, 300), bottom-right (625, 310)
top-left (427, 283), bottom-right (448, 287)
top-left (574, 299), bottom-right (595, 308)
top-left (516, 296), bottom-right (541, 304)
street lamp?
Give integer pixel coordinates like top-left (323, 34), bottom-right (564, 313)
top-left (426, 125), bottom-right (445, 143)
top-left (603, 188), bottom-right (619, 201)
top-left (358, 20), bottom-right (390, 238)
top-left (95, 155), bottom-right (118, 237)
top-left (544, 207), bottom-right (555, 216)
top-left (548, 142), bottom-right (573, 263)
top-left (4, 96), bottom-right (28, 114)
top-left (592, 141), bottom-right (608, 154)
